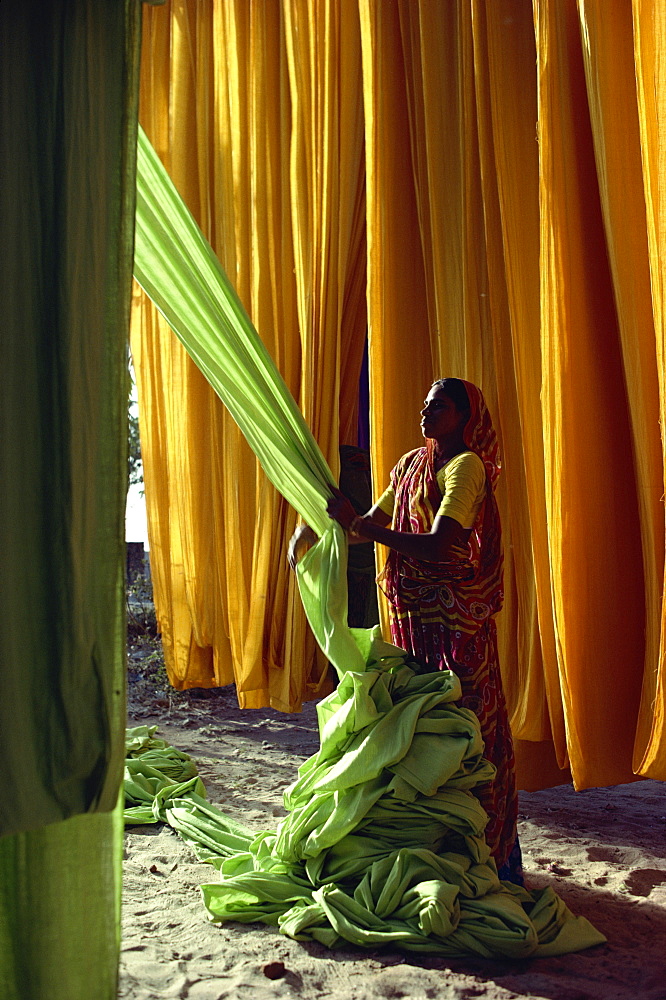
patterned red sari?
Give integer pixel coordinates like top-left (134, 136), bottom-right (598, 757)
top-left (378, 382), bottom-right (517, 870)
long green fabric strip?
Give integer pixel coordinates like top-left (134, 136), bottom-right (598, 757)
top-left (132, 129), bottom-right (605, 957)
top-left (134, 126), bottom-right (364, 676)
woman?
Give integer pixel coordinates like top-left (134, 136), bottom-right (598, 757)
top-left (290, 378), bottom-right (520, 881)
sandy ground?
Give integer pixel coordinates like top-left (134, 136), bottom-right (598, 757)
top-left (119, 683), bottom-right (666, 1000)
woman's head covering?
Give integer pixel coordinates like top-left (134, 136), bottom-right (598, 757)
top-left (424, 378), bottom-right (502, 595)
top-left (430, 378), bottom-right (501, 490)
top-left (459, 380), bottom-right (501, 490)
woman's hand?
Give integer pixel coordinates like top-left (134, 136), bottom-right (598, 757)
top-left (287, 523), bottom-right (318, 570)
top-left (326, 487), bottom-right (359, 531)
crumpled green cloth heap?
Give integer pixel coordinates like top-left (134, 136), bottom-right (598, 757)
top-left (124, 631), bottom-right (605, 959)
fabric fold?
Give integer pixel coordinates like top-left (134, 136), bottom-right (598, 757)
top-left (124, 655), bottom-right (605, 958)
top-left (134, 126), bottom-right (366, 680)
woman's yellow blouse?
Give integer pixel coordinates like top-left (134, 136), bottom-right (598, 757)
top-left (375, 450), bottom-right (486, 528)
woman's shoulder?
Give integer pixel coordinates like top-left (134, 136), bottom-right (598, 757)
top-left (445, 450), bottom-right (485, 473)
top-left (436, 450), bottom-right (486, 492)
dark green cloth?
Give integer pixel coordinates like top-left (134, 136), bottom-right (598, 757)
top-left (0, 2), bottom-right (141, 998)
top-left (1, 0), bottom-right (139, 838)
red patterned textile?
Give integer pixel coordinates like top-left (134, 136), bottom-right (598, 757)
top-left (378, 382), bottom-right (517, 867)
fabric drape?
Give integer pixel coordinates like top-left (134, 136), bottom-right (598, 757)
top-left (123, 699), bottom-right (605, 959)
top-left (535, 0), bottom-right (651, 787)
top-left (135, 1), bottom-right (666, 789)
top-left (630, 0), bottom-right (666, 780)
top-left (132, 0), bottom-right (367, 710)
top-left (0, 0), bottom-right (141, 997)
top-left (135, 125), bottom-right (369, 679)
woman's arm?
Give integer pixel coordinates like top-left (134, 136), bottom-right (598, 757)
top-left (327, 488), bottom-right (468, 563)
top-left (287, 523), bottom-right (318, 569)
top-left (350, 504), bottom-right (392, 538)
top-left (287, 504), bottom-right (391, 569)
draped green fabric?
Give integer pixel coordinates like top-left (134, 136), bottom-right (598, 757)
top-left (134, 125), bottom-right (365, 677)
top-left (0, 1), bottom-right (141, 997)
top-left (132, 129), bottom-right (604, 958)
top-left (124, 639), bottom-right (604, 957)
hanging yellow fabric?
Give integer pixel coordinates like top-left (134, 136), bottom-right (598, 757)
top-left (535, 0), bottom-right (647, 787)
top-left (631, 0), bottom-right (666, 779)
top-left (284, 0), bottom-right (368, 453)
top-left (135, 0), bottom-right (666, 787)
top-left (469, 0), bottom-right (564, 766)
top-left (133, 1), bottom-right (368, 709)
top-left (576, 0), bottom-right (664, 774)
top-left (357, 0), bottom-right (432, 494)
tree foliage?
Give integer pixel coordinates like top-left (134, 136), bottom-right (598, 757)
top-left (128, 407), bottom-right (143, 486)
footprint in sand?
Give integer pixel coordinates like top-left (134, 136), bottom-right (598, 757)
top-left (624, 869), bottom-right (666, 897)
top-left (533, 857), bottom-right (572, 876)
top-left (587, 845), bottom-right (621, 864)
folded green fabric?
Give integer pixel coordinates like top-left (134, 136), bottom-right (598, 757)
top-left (123, 633), bottom-right (606, 958)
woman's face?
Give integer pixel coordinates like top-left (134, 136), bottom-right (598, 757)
top-left (420, 387), bottom-right (467, 441)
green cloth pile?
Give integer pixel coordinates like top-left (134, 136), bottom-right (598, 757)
top-left (125, 632), bottom-right (605, 958)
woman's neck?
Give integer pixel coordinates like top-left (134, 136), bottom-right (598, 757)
top-left (433, 440), bottom-right (466, 469)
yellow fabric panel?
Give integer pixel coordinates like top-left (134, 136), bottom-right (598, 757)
top-left (135, 5), bottom-right (226, 692)
top-left (131, 289), bottom-right (228, 691)
top-left (133, 1), bottom-right (367, 709)
top-left (284, 0), bottom-right (368, 452)
top-left (578, 0), bottom-right (664, 773)
top-left (536, 0), bottom-right (646, 788)
top-left (133, 0), bottom-right (666, 786)
top-left (632, 0), bottom-right (666, 778)
top-left (471, 0), bottom-right (564, 758)
top-left (358, 0), bottom-right (433, 492)
top-left (357, 0), bottom-right (433, 637)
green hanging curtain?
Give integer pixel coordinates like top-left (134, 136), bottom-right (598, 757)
top-left (0, 1), bottom-right (141, 997)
